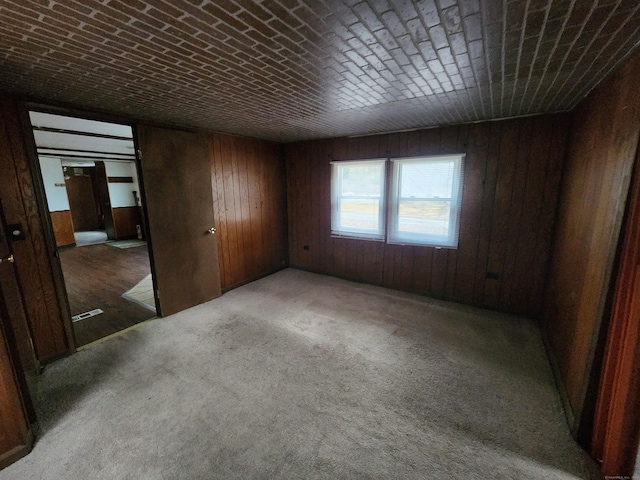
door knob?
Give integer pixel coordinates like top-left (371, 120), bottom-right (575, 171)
top-left (0, 254), bottom-right (14, 264)
top-left (207, 227), bottom-right (216, 235)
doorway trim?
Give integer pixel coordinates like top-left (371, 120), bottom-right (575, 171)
top-left (19, 101), bottom-right (160, 358)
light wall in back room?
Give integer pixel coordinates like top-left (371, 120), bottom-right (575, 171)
top-left (105, 161), bottom-right (139, 208)
top-left (38, 155), bottom-right (75, 247)
top-left (38, 156), bottom-right (70, 212)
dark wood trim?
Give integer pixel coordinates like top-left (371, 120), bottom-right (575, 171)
top-left (24, 97), bottom-right (266, 142)
top-left (108, 176), bottom-right (133, 183)
top-left (32, 126), bottom-right (132, 141)
top-left (38, 147), bottom-right (135, 157)
top-left (26, 99), bottom-right (200, 137)
top-left (16, 100), bottom-right (77, 356)
top-left (131, 127), bottom-right (160, 317)
top-left (40, 152), bottom-right (135, 161)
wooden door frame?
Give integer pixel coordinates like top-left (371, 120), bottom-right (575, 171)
top-left (591, 144), bottom-right (640, 477)
top-left (15, 101), bottom-right (163, 354)
top-left (16, 102), bottom-right (77, 355)
top-left (131, 127), bottom-right (161, 316)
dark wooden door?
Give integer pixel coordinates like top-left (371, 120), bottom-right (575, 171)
top-left (94, 162), bottom-right (115, 239)
top-left (136, 126), bottom-right (221, 316)
top-left (65, 173), bottom-right (100, 231)
top-left (0, 214), bottom-right (33, 469)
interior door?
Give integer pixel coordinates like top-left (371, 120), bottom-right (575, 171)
top-left (65, 173), bottom-right (100, 231)
top-left (136, 126), bottom-right (221, 316)
top-left (93, 162), bottom-right (115, 239)
top-left (0, 218), bottom-right (33, 469)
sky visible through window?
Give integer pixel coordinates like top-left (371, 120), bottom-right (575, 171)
top-left (339, 164), bottom-right (383, 231)
top-left (338, 161), bottom-right (455, 235)
top-left (397, 161), bottom-right (455, 236)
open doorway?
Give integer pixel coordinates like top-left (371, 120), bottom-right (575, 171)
top-left (29, 111), bottom-right (156, 346)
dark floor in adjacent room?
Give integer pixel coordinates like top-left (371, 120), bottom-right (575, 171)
top-left (59, 243), bottom-right (155, 346)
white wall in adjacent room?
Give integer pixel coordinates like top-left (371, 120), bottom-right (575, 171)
top-left (105, 160), bottom-right (140, 208)
top-left (38, 156), bottom-right (70, 212)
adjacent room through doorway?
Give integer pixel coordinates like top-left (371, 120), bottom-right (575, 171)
top-left (29, 111), bottom-right (157, 346)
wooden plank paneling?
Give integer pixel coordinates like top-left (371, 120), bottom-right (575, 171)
top-left (209, 133), bottom-right (287, 292)
top-left (483, 120), bottom-right (523, 307)
top-left (543, 52), bottom-right (640, 432)
top-left (112, 206), bottom-right (140, 239)
top-left (0, 97), bottom-right (70, 362)
top-left (499, 116), bottom-right (537, 314)
top-left (455, 123), bottom-right (490, 303)
top-left (591, 145), bottom-right (640, 478)
top-left (49, 210), bottom-right (75, 247)
top-left (137, 126), bottom-right (221, 317)
top-left (285, 114), bottom-right (569, 317)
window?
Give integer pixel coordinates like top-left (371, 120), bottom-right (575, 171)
top-left (331, 159), bottom-right (386, 240)
top-left (331, 154), bottom-right (465, 248)
top-left (388, 155), bottom-right (464, 247)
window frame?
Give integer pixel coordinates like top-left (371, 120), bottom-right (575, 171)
top-left (330, 158), bottom-right (387, 241)
top-left (387, 154), bottom-right (465, 248)
top-left (330, 154), bottom-right (465, 248)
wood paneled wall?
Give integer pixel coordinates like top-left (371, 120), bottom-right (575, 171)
top-left (112, 206), bottom-right (140, 239)
top-left (591, 145), bottom-right (640, 477)
top-left (50, 210), bottom-right (74, 247)
top-left (543, 53), bottom-right (640, 432)
top-left (0, 97), bottom-right (71, 362)
top-left (209, 133), bottom-right (288, 291)
top-left (285, 114), bottom-right (569, 317)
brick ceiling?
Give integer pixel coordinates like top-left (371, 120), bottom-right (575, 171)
top-left (1, 1), bottom-right (639, 143)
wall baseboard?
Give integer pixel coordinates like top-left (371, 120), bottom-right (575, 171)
top-left (540, 325), bottom-right (576, 432)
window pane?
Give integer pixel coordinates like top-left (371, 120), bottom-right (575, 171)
top-left (331, 159), bottom-right (386, 240)
top-left (398, 200), bottom-right (450, 235)
top-left (400, 161), bottom-right (454, 199)
top-left (340, 198), bottom-right (380, 230)
top-left (341, 165), bottom-right (382, 197)
top-left (388, 155), bottom-right (464, 247)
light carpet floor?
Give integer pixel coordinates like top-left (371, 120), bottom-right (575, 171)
top-left (1, 269), bottom-right (597, 479)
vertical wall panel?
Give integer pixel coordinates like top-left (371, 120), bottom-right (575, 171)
top-left (542, 52), bottom-right (640, 431)
top-left (210, 133), bottom-right (287, 291)
top-left (285, 114), bottom-right (569, 317)
top-left (455, 123), bottom-right (490, 303)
